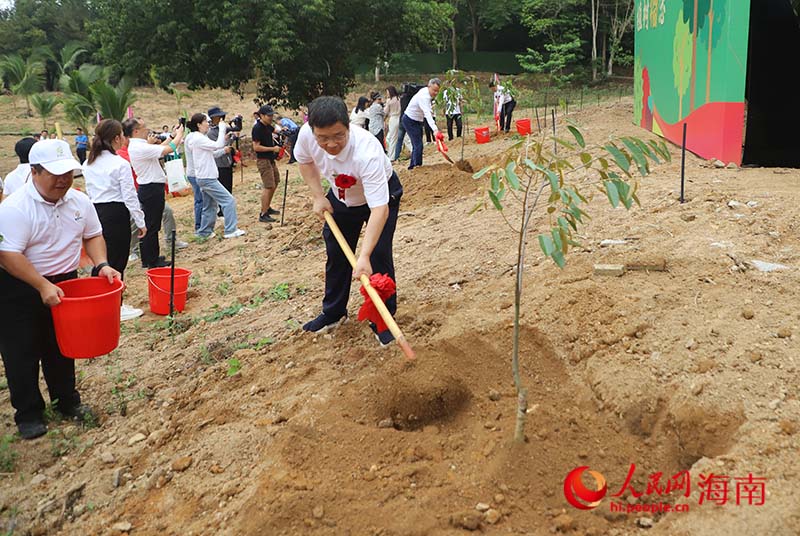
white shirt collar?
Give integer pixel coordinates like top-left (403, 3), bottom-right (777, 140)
top-left (25, 179), bottom-right (71, 207)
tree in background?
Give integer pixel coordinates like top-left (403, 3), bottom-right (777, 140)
top-left (518, 0), bottom-right (588, 82)
top-left (0, 53), bottom-right (44, 115)
top-left (30, 93), bottom-right (59, 129)
top-left (673, 10), bottom-right (693, 118)
top-left (91, 77), bottom-right (137, 122)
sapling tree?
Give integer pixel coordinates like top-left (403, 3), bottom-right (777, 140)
top-left (436, 69), bottom-right (482, 164)
top-left (473, 122), bottom-right (671, 442)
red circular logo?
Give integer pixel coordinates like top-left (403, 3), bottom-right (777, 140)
top-left (564, 466), bottom-right (608, 510)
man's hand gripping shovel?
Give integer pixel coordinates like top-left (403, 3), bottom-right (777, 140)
top-left (323, 211), bottom-right (416, 360)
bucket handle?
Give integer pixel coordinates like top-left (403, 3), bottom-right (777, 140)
top-left (147, 275), bottom-right (189, 296)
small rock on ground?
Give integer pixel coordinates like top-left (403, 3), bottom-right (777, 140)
top-left (171, 456), bottom-right (193, 472)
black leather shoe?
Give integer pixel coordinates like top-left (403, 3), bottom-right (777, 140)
top-left (267, 207), bottom-right (280, 215)
top-left (60, 404), bottom-right (96, 424)
top-left (18, 421), bottom-right (47, 440)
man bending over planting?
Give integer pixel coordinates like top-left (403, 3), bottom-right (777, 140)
top-left (295, 96), bottom-right (403, 347)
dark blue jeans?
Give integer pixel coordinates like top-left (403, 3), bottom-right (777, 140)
top-left (187, 176), bottom-right (203, 231)
top-left (393, 119), bottom-right (407, 161)
top-left (401, 114), bottom-right (424, 169)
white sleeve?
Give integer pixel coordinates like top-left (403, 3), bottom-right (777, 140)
top-left (134, 142), bottom-right (167, 160)
top-left (117, 160), bottom-right (145, 229)
top-left (193, 128), bottom-right (227, 151)
top-left (0, 205), bottom-right (32, 253)
top-left (293, 125), bottom-right (315, 165)
top-left (421, 96), bottom-right (438, 132)
top-left (82, 200), bottom-right (103, 239)
top-left (360, 148), bottom-right (390, 208)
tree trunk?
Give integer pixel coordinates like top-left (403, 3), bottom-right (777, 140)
top-left (591, 0), bottom-right (599, 81)
top-left (705, 0), bottom-right (714, 104)
top-left (689, 0), bottom-right (699, 111)
top-left (375, 59), bottom-right (380, 83)
top-left (468, 0), bottom-right (479, 52)
top-left (451, 22), bottom-right (458, 70)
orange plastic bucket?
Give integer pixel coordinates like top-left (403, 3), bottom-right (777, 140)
top-left (147, 267), bottom-right (192, 315)
top-left (475, 127), bottom-right (490, 144)
top-left (516, 118), bottom-right (532, 135)
top-left (52, 277), bottom-right (125, 359)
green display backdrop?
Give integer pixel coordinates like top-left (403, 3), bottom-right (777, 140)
top-left (633, 0), bottom-right (751, 164)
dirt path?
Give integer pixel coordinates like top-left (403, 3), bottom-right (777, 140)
top-left (1, 98), bottom-right (798, 536)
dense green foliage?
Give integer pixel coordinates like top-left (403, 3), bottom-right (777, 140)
top-left (0, 0), bottom-right (648, 106)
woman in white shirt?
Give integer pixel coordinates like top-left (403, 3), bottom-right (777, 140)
top-left (184, 113), bottom-right (245, 239)
top-left (349, 96), bottom-right (369, 129)
top-left (384, 86), bottom-right (401, 160)
top-left (82, 119), bottom-right (147, 320)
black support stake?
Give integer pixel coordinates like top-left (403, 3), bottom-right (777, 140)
top-left (169, 229), bottom-right (176, 318)
top-left (680, 123), bottom-right (687, 204)
top-left (280, 169), bottom-right (289, 226)
top-left (551, 109), bottom-right (557, 154)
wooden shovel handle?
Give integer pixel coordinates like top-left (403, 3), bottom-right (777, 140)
top-left (323, 211), bottom-right (415, 360)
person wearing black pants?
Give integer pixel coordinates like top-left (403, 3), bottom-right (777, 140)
top-left (500, 99), bottom-right (517, 132)
top-left (446, 114), bottom-right (463, 140)
top-left (295, 96), bottom-right (403, 346)
top-left (123, 116), bottom-right (185, 268)
top-left (322, 173), bottom-right (402, 320)
top-left (0, 138), bottom-right (121, 439)
top-left (83, 119), bottom-right (147, 320)
top-left (137, 183), bottom-right (165, 266)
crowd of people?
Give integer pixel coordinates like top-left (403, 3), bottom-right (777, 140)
top-left (0, 75), bottom-right (517, 440)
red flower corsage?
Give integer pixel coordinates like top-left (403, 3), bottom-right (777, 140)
top-left (334, 173), bottom-right (357, 200)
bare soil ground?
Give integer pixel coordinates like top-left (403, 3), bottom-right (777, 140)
top-left (1, 92), bottom-right (799, 536)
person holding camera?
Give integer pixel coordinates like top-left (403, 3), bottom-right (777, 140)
top-left (252, 105), bottom-right (281, 223)
top-left (207, 106), bottom-right (236, 195)
top-left (123, 117), bottom-right (184, 268)
top-left (185, 113), bottom-right (245, 239)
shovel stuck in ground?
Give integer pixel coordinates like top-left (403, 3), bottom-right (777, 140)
top-left (323, 211), bottom-right (416, 360)
top-left (436, 137), bottom-right (454, 165)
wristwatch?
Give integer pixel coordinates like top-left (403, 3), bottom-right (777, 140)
top-left (91, 262), bottom-right (110, 277)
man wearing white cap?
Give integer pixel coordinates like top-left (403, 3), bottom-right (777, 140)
top-left (0, 139), bottom-right (120, 439)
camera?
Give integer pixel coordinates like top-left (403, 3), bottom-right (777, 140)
top-left (152, 131), bottom-right (169, 141)
top-left (179, 117), bottom-right (186, 128)
top-left (229, 114), bottom-right (243, 132)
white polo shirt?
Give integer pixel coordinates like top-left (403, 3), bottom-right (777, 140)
top-left (494, 85), bottom-right (513, 106)
top-left (0, 180), bottom-right (103, 276)
top-left (185, 125), bottom-right (227, 179)
top-left (404, 87), bottom-right (438, 132)
top-left (294, 123), bottom-right (391, 208)
top-left (127, 138), bottom-right (167, 185)
top-left (2, 163), bottom-right (31, 197)
top-left (82, 151), bottom-right (145, 229)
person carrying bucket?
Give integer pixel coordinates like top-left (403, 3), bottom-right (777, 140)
top-left (82, 119), bottom-right (147, 321)
top-left (0, 139), bottom-right (121, 440)
top-left (295, 96), bottom-right (403, 346)
top-left (490, 79), bottom-right (516, 133)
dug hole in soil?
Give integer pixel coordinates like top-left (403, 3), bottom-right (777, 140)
top-left (1, 97), bottom-right (798, 536)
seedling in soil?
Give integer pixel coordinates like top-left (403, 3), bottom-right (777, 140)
top-left (216, 281), bottom-right (232, 296)
top-left (268, 282), bottom-right (291, 301)
top-left (0, 434), bottom-right (18, 472)
top-left (200, 345), bottom-right (213, 365)
top-left (475, 122), bottom-right (670, 442)
top-left (226, 358), bottom-right (242, 377)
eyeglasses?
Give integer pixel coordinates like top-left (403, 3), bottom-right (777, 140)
top-left (313, 131), bottom-right (348, 144)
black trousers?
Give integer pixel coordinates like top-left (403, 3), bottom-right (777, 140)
top-left (77, 148), bottom-right (87, 164)
top-left (446, 114), bottom-right (463, 140)
top-left (374, 130), bottom-right (385, 147)
top-left (0, 270), bottom-right (81, 425)
top-left (218, 167), bottom-right (233, 194)
top-left (94, 202), bottom-right (131, 280)
top-left (500, 100), bottom-right (517, 132)
top-left (322, 172), bottom-right (403, 324)
top-left (137, 183), bottom-right (165, 266)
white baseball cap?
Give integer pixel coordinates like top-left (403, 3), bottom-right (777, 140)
top-left (29, 139), bottom-right (83, 175)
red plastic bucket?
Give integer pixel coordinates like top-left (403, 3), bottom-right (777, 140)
top-left (147, 268), bottom-right (192, 315)
top-left (516, 118), bottom-right (532, 135)
top-left (475, 127), bottom-right (490, 144)
top-left (52, 277), bottom-right (125, 359)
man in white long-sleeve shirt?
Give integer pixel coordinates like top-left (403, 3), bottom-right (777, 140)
top-left (400, 78), bottom-right (443, 169)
